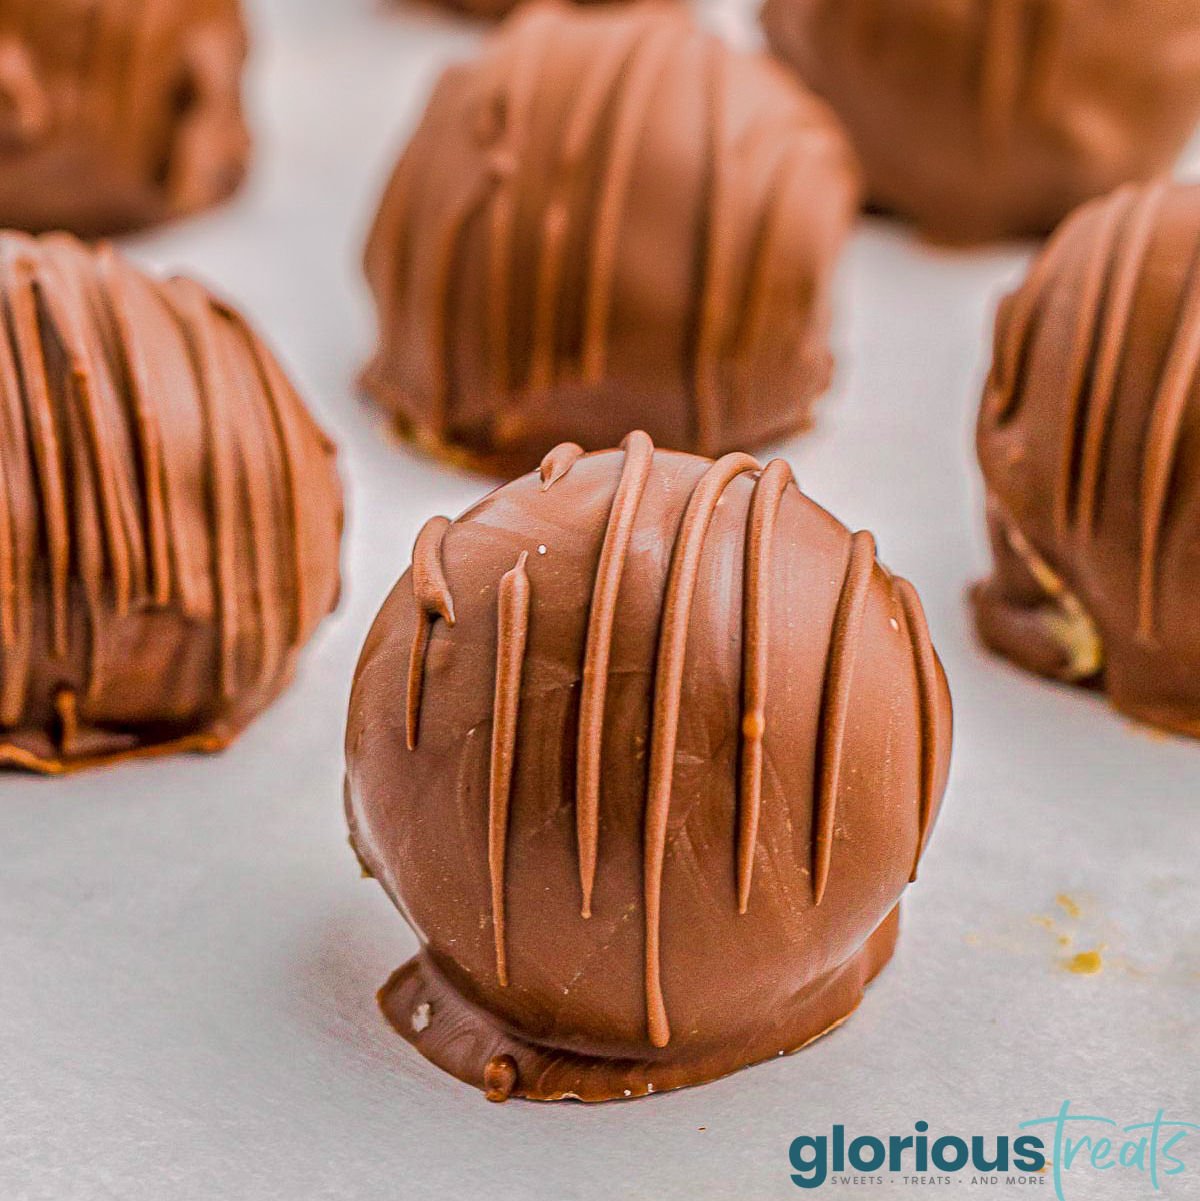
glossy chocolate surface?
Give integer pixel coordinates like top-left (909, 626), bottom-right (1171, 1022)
top-left (975, 180), bottom-right (1200, 738)
top-left (362, 1), bottom-right (858, 476)
top-left (0, 231), bottom-right (343, 772)
top-left (345, 434), bottom-right (951, 1101)
top-left (763, 0), bottom-right (1200, 243)
top-left (0, 0), bottom-right (249, 237)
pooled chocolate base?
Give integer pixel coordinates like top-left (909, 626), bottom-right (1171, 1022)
top-left (0, 726), bottom-right (228, 777)
top-left (360, 367), bottom-right (819, 482)
top-left (0, 680), bottom-right (291, 776)
top-left (380, 906), bottom-right (900, 1103)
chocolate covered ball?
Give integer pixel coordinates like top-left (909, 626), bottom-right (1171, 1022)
top-left (0, 232), bottom-right (342, 773)
top-left (345, 432), bottom-right (951, 1101)
top-left (762, 0), bottom-right (1200, 243)
top-left (975, 180), bottom-right (1200, 738)
top-left (362, 1), bottom-right (859, 477)
top-left (0, 0), bottom-right (249, 237)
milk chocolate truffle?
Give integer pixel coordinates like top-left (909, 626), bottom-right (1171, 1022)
top-left (0, 0), bottom-right (249, 237)
top-left (0, 232), bottom-right (342, 773)
top-left (345, 433), bottom-right (951, 1101)
top-left (975, 181), bottom-right (1200, 737)
top-left (362, 1), bottom-right (859, 477)
top-left (762, 0), bottom-right (1200, 243)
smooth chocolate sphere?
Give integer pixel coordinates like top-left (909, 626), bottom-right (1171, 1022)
top-left (0, 0), bottom-right (249, 237)
top-left (362, 1), bottom-right (859, 477)
top-left (762, 0), bottom-right (1200, 242)
top-left (0, 232), bottom-right (342, 772)
top-left (345, 433), bottom-right (951, 1101)
top-left (975, 180), bottom-right (1200, 738)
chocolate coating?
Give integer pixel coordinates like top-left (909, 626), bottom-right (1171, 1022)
top-left (362, 1), bottom-right (859, 477)
top-left (0, 232), bottom-right (342, 773)
top-left (345, 433), bottom-right (951, 1101)
top-left (975, 180), bottom-right (1200, 738)
top-left (762, 0), bottom-right (1200, 243)
top-left (0, 0), bottom-right (249, 237)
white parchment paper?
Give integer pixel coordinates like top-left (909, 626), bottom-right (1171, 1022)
top-left (1, 1), bottom-right (1197, 1198)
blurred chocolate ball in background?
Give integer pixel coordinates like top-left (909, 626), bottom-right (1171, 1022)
top-left (763, 0), bottom-right (1200, 242)
top-left (362, 1), bottom-right (859, 477)
top-left (976, 180), bottom-right (1200, 737)
top-left (0, 0), bottom-right (250, 237)
top-left (0, 232), bottom-right (342, 773)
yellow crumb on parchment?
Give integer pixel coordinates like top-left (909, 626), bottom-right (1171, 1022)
top-left (1068, 949), bottom-right (1104, 976)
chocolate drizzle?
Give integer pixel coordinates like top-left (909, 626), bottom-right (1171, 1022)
top-left (488, 550), bottom-right (531, 987)
top-left (429, 177), bottom-right (493, 433)
top-left (813, 530), bottom-right (876, 906)
top-left (1074, 183), bottom-right (1166, 537)
top-left (164, 276), bottom-right (242, 700)
top-left (737, 457), bottom-right (794, 914)
top-left (0, 231), bottom-right (342, 773)
top-left (362, 1), bottom-right (858, 474)
top-left (387, 435), bottom-right (948, 1057)
top-left (575, 430), bottom-right (654, 918)
top-left (1137, 239), bottom-right (1200, 641)
top-left (579, 16), bottom-right (678, 387)
top-left (893, 577), bottom-right (940, 882)
top-left (539, 441), bottom-right (584, 491)
top-left (485, 6), bottom-right (552, 400)
top-left (104, 247), bottom-right (175, 612)
top-left (975, 0), bottom-right (1057, 158)
top-left (976, 0), bottom-right (1023, 152)
top-left (692, 35), bottom-right (727, 456)
top-left (1050, 191), bottom-right (1127, 540)
top-left (986, 231), bottom-right (1065, 427)
top-left (406, 515), bottom-right (456, 751)
top-left (644, 450), bottom-right (759, 1046)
